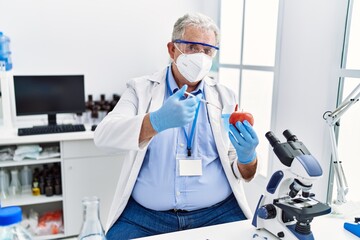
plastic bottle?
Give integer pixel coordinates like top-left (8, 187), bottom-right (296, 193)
top-left (0, 206), bottom-right (33, 239)
top-left (9, 169), bottom-right (21, 196)
top-left (0, 32), bottom-right (13, 71)
top-left (0, 32), bottom-right (13, 129)
top-left (78, 196), bottom-right (107, 240)
top-left (0, 169), bottom-right (10, 199)
top-left (20, 166), bottom-right (32, 194)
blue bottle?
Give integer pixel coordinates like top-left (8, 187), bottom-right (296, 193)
top-left (0, 32), bottom-right (13, 71)
top-left (0, 206), bottom-right (33, 239)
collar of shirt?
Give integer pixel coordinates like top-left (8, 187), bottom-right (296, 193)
top-left (167, 65), bottom-right (204, 98)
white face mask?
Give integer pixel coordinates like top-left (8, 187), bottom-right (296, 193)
top-left (175, 52), bottom-right (213, 83)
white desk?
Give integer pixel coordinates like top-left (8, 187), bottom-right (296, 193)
top-left (134, 215), bottom-right (359, 240)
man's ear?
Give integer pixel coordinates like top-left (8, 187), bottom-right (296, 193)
top-left (167, 42), bottom-right (176, 60)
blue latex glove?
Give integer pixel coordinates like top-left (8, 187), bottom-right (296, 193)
top-left (229, 120), bottom-right (259, 164)
top-left (150, 85), bottom-right (199, 132)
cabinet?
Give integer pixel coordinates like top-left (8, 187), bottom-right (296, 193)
top-left (0, 131), bottom-right (123, 239)
top-left (62, 139), bottom-right (123, 236)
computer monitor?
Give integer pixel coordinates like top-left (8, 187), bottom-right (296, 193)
top-left (13, 75), bottom-right (86, 125)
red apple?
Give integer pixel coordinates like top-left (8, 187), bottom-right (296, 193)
top-left (229, 104), bottom-right (254, 126)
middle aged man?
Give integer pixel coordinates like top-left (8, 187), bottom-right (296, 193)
top-left (94, 12), bottom-right (259, 240)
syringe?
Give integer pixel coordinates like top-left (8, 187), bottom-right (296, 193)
top-left (184, 91), bottom-right (222, 110)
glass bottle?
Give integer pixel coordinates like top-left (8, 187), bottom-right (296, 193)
top-left (85, 94), bottom-right (94, 124)
top-left (45, 176), bottom-right (54, 197)
top-left (75, 112), bottom-right (84, 124)
top-left (53, 163), bottom-right (62, 195)
top-left (109, 94), bottom-right (120, 112)
top-left (78, 196), bottom-right (107, 240)
top-left (0, 206), bottom-right (33, 240)
top-left (99, 94), bottom-right (108, 108)
top-left (98, 94), bottom-right (109, 121)
top-left (90, 107), bottom-right (100, 126)
top-left (31, 168), bottom-right (40, 196)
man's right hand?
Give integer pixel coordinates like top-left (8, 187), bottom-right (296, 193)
top-left (149, 85), bottom-right (199, 133)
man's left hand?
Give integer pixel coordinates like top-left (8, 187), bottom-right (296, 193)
top-left (229, 120), bottom-right (259, 164)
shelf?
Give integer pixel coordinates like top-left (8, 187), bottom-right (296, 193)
top-left (0, 157), bottom-right (61, 168)
top-left (1, 194), bottom-right (63, 207)
top-left (0, 131), bottom-right (111, 238)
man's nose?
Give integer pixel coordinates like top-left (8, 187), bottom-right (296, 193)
top-left (196, 48), bottom-right (206, 54)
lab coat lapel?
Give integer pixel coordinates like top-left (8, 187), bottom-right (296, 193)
top-left (147, 70), bottom-right (166, 113)
top-left (204, 80), bottom-right (227, 153)
top-left (204, 79), bottom-right (233, 163)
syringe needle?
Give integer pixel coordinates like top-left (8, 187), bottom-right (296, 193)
top-left (184, 91), bottom-right (222, 110)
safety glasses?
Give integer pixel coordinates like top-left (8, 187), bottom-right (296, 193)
top-left (173, 39), bottom-right (219, 57)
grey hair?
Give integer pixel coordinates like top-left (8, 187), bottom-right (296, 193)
top-left (172, 13), bottom-right (220, 46)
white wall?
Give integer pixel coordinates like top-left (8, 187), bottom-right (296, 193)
top-left (243, 0), bottom-right (349, 211)
top-left (0, 0), bottom-right (350, 210)
top-left (0, 0), bottom-right (218, 101)
top-left (272, 0), bottom-right (348, 201)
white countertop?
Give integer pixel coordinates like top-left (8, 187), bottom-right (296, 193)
top-left (0, 126), bottom-right (94, 145)
top-left (134, 215), bottom-right (359, 240)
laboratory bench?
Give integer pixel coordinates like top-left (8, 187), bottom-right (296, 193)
top-left (0, 128), bottom-right (124, 239)
top-left (135, 215), bottom-right (359, 240)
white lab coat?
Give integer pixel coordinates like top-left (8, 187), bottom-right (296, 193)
top-left (94, 66), bottom-right (257, 232)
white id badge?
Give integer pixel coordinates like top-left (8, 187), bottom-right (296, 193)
top-left (178, 159), bottom-right (202, 176)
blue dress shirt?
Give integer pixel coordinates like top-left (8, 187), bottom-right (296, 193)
top-left (132, 66), bottom-right (232, 211)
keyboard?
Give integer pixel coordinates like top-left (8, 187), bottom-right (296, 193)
top-left (18, 124), bottom-right (86, 136)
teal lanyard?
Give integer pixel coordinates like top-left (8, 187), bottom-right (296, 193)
top-left (165, 66), bottom-right (201, 157)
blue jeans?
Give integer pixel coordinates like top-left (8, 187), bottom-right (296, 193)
top-left (106, 193), bottom-right (247, 240)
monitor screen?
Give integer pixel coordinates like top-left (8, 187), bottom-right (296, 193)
top-left (13, 75), bottom-right (85, 125)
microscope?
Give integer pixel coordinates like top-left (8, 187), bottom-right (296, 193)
top-left (252, 130), bottom-right (331, 240)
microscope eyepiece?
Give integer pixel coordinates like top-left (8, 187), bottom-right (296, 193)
top-left (265, 131), bottom-right (280, 147)
top-left (289, 179), bottom-right (313, 198)
top-left (302, 190), bottom-right (310, 198)
top-left (289, 181), bottom-right (301, 198)
top-left (283, 129), bottom-right (298, 142)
